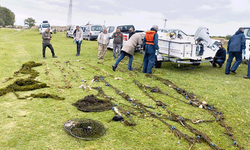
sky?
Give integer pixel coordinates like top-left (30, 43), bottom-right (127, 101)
top-left (1, 0), bottom-right (250, 36)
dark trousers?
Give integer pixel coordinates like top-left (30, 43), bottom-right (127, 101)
top-left (213, 58), bottom-right (224, 67)
top-left (114, 51), bottom-right (133, 70)
top-left (43, 43), bottom-right (55, 57)
top-left (76, 41), bottom-right (82, 54)
top-left (225, 52), bottom-right (242, 74)
top-left (143, 52), bottom-right (155, 74)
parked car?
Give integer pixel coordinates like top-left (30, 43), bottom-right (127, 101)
top-left (83, 24), bottom-right (103, 41)
top-left (106, 25), bottom-right (144, 49)
top-left (66, 25), bottom-right (76, 38)
top-left (39, 21), bottom-right (52, 34)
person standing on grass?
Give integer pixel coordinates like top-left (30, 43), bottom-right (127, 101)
top-left (142, 25), bottom-right (159, 74)
top-left (112, 33), bottom-right (145, 71)
top-left (212, 44), bottom-right (226, 68)
top-left (42, 28), bottom-right (57, 59)
top-left (111, 27), bottom-right (123, 59)
top-left (244, 47), bottom-right (250, 79)
top-left (73, 26), bottom-right (83, 56)
top-left (225, 27), bottom-right (246, 75)
top-left (97, 28), bottom-right (109, 59)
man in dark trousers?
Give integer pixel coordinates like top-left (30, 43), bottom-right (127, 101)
top-left (212, 44), bottom-right (226, 68)
top-left (111, 27), bottom-right (123, 59)
top-left (142, 25), bottom-right (159, 74)
top-left (73, 26), bottom-right (83, 56)
top-left (225, 27), bottom-right (246, 74)
top-left (42, 28), bottom-right (57, 59)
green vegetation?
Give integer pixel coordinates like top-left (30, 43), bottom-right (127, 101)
top-left (0, 6), bottom-right (15, 26)
top-left (0, 28), bottom-right (249, 150)
top-left (24, 17), bottom-right (36, 28)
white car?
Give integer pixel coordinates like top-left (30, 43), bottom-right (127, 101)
top-left (39, 22), bottom-right (52, 34)
top-left (83, 25), bottom-right (103, 41)
top-left (66, 25), bottom-right (76, 38)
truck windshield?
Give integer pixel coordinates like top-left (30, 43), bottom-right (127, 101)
top-left (117, 25), bottom-right (134, 32)
top-left (42, 24), bottom-right (50, 28)
top-left (91, 26), bottom-right (103, 31)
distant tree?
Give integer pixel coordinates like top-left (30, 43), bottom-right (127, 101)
top-left (24, 17), bottom-right (36, 28)
top-left (225, 35), bottom-right (231, 40)
top-left (0, 18), bottom-right (5, 26)
top-left (0, 6), bottom-right (15, 27)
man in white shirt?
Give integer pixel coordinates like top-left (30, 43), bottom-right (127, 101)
top-left (97, 28), bottom-right (109, 59)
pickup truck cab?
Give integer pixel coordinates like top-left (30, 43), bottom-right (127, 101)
top-left (107, 25), bottom-right (143, 49)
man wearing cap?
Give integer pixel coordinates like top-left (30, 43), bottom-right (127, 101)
top-left (142, 25), bottom-right (159, 74)
top-left (129, 27), bottom-right (135, 39)
top-left (73, 26), bottom-right (83, 56)
top-left (42, 28), bottom-right (57, 59)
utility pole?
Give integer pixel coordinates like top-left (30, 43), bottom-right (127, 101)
top-left (164, 19), bottom-right (167, 28)
top-left (67, 0), bottom-right (72, 27)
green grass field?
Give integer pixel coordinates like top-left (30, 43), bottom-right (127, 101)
top-left (0, 28), bottom-right (249, 150)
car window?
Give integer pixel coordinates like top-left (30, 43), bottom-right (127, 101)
top-left (117, 25), bottom-right (134, 32)
top-left (91, 26), bottom-right (103, 31)
top-left (81, 27), bottom-right (86, 32)
top-left (108, 26), bottom-right (114, 33)
top-left (42, 24), bottom-right (50, 28)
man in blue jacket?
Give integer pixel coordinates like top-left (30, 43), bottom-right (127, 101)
top-left (212, 44), bottom-right (226, 68)
top-left (142, 25), bottom-right (159, 74)
top-left (225, 28), bottom-right (246, 74)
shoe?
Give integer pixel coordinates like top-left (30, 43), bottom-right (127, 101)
top-left (43, 57), bottom-right (46, 59)
top-left (76, 54), bottom-right (79, 56)
top-left (112, 65), bottom-right (116, 71)
top-left (231, 71), bottom-right (236, 74)
top-left (128, 67), bottom-right (135, 71)
top-left (212, 63), bottom-right (217, 67)
top-left (53, 56), bottom-right (58, 58)
top-left (225, 73), bottom-right (230, 75)
top-left (243, 76), bottom-right (250, 79)
top-left (219, 65), bottom-right (223, 68)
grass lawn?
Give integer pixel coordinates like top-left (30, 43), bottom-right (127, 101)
top-left (0, 28), bottom-right (249, 150)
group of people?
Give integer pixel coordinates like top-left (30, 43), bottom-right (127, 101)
top-left (41, 25), bottom-right (250, 77)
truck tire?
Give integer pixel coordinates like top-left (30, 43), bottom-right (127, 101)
top-left (155, 61), bottom-right (162, 68)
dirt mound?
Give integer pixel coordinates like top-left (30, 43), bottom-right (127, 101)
top-left (72, 95), bottom-right (113, 112)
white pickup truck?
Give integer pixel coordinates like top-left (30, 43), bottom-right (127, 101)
top-left (106, 25), bottom-right (144, 49)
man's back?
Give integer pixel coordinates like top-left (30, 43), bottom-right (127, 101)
top-left (228, 30), bottom-right (246, 52)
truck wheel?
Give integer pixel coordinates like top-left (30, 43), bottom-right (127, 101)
top-left (155, 61), bottom-right (162, 68)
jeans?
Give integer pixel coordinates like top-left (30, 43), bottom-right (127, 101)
top-left (213, 58), bottom-right (224, 67)
top-left (42, 43), bottom-right (55, 57)
top-left (76, 41), bottom-right (82, 54)
top-left (225, 52), bottom-right (242, 74)
top-left (114, 51), bottom-right (133, 70)
top-left (113, 43), bottom-right (121, 58)
top-left (143, 52), bottom-right (155, 74)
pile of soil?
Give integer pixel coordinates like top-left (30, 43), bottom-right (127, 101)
top-left (72, 94), bottom-right (113, 112)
